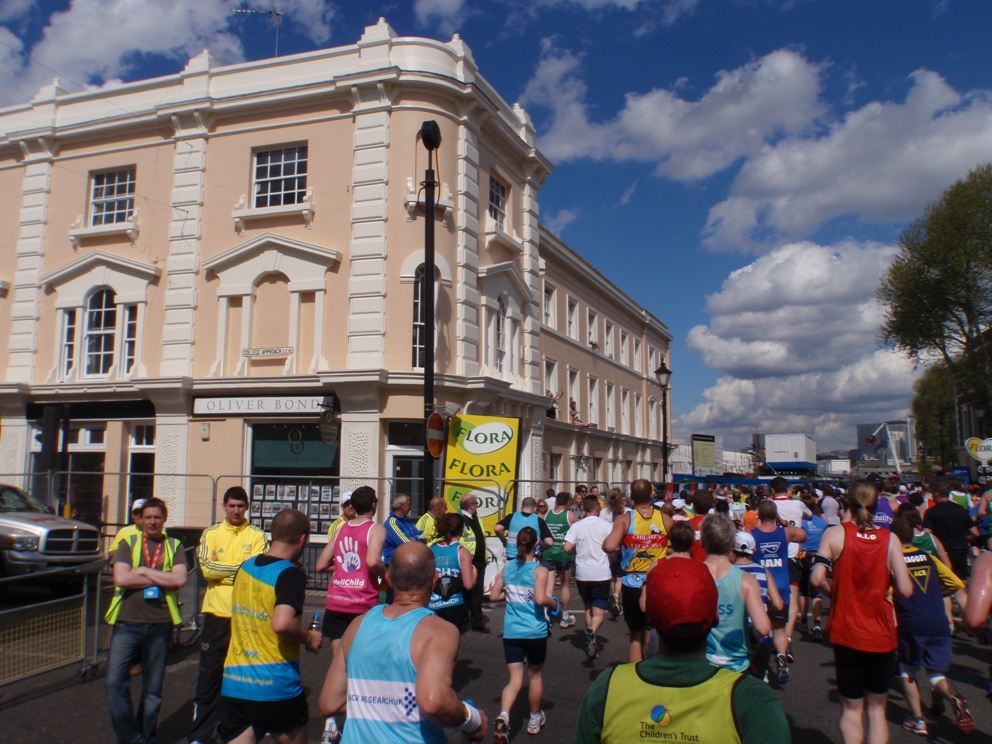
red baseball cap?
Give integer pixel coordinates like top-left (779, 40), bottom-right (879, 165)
top-left (644, 558), bottom-right (718, 637)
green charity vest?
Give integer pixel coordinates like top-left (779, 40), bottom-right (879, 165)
top-left (105, 534), bottom-right (183, 626)
top-left (542, 509), bottom-right (573, 562)
top-left (601, 663), bottom-right (742, 744)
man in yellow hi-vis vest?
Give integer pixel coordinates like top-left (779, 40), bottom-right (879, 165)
top-left (576, 557), bottom-right (789, 744)
top-left (105, 497), bottom-right (188, 744)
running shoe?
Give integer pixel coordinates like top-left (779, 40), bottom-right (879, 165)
top-left (527, 710), bottom-right (547, 734)
top-left (585, 629), bottom-right (599, 659)
top-left (953, 696), bottom-right (975, 734)
top-left (776, 654), bottom-right (790, 685)
top-left (494, 714), bottom-right (510, 744)
top-left (608, 593), bottom-right (621, 619)
top-left (560, 613), bottom-right (576, 629)
top-left (811, 625), bottom-right (822, 642)
top-left (320, 718), bottom-right (342, 744)
top-left (785, 638), bottom-right (795, 664)
top-left (902, 717), bottom-right (928, 736)
top-left (930, 687), bottom-right (945, 717)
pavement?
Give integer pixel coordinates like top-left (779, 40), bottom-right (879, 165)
top-left (2, 589), bottom-right (992, 743)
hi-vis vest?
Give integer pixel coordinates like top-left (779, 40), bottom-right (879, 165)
top-left (105, 534), bottom-right (182, 626)
top-left (601, 664), bottom-right (742, 744)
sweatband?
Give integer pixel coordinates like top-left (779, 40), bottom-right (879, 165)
top-left (811, 554), bottom-right (832, 569)
top-left (928, 674), bottom-right (946, 687)
top-left (457, 703), bottom-right (482, 732)
top-left (899, 662), bottom-right (918, 678)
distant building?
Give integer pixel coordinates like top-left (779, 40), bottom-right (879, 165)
top-left (854, 419), bottom-right (916, 475)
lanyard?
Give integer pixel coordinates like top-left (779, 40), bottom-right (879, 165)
top-left (142, 535), bottom-right (164, 571)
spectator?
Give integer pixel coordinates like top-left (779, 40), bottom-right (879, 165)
top-left (382, 493), bottom-right (423, 567)
top-left (108, 499), bottom-right (147, 561)
top-left (415, 496), bottom-right (449, 546)
top-left (459, 494), bottom-right (491, 633)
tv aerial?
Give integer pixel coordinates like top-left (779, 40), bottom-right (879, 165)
top-left (231, 3), bottom-right (285, 57)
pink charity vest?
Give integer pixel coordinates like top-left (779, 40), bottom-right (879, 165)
top-left (325, 519), bottom-right (379, 614)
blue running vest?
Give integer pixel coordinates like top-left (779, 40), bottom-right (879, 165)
top-left (706, 566), bottom-right (750, 673)
top-left (505, 512), bottom-right (540, 560)
top-left (429, 542), bottom-right (464, 610)
top-left (502, 559), bottom-right (548, 640)
top-left (750, 526), bottom-right (790, 600)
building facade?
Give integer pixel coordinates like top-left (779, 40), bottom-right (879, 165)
top-left (0, 20), bottom-right (671, 530)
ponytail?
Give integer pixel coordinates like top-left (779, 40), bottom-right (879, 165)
top-left (847, 480), bottom-right (879, 531)
top-left (516, 526), bottom-right (538, 563)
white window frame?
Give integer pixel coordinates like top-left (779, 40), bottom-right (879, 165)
top-left (253, 144), bottom-right (308, 209)
top-left (544, 284), bottom-right (556, 328)
top-left (621, 331), bottom-right (629, 366)
top-left (621, 388), bottom-right (630, 435)
top-left (635, 393), bottom-right (643, 438)
top-left (58, 288), bottom-right (143, 382)
top-left (606, 382), bottom-right (615, 431)
top-left (588, 376), bottom-right (599, 426)
top-left (413, 265), bottom-right (427, 371)
top-left (567, 297), bottom-right (579, 340)
top-left (495, 298), bottom-right (508, 377)
top-left (605, 321), bottom-right (615, 359)
top-left (588, 310), bottom-right (598, 348)
top-left (489, 176), bottom-right (508, 230)
top-left (634, 339), bottom-right (642, 372)
top-left (568, 368), bottom-right (579, 407)
top-left (89, 168), bottom-right (136, 226)
top-left (549, 453), bottom-right (562, 489)
top-left (649, 398), bottom-right (657, 440)
top-left (593, 457), bottom-right (603, 482)
top-left (544, 358), bottom-right (558, 394)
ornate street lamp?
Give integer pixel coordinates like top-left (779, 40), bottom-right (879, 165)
top-left (655, 362), bottom-right (672, 483)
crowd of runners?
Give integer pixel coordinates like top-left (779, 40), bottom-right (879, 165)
top-left (105, 474), bottom-right (992, 744)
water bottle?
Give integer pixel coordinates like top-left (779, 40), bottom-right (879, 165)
top-left (310, 611), bottom-right (321, 632)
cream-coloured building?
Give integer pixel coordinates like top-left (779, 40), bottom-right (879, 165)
top-left (0, 20), bottom-right (671, 529)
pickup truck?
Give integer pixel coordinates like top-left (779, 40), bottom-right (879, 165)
top-left (0, 483), bottom-right (104, 594)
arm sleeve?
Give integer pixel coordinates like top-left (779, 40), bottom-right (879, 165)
top-left (539, 518), bottom-right (553, 541)
top-left (933, 556), bottom-right (965, 593)
top-left (923, 511), bottom-right (933, 530)
top-left (114, 540), bottom-right (132, 566)
top-left (198, 528), bottom-right (241, 580)
top-left (732, 676), bottom-right (791, 744)
top-left (497, 515), bottom-right (513, 530)
top-left (575, 667), bottom-right (614, 744)
top-left (274, 566), bottom-right (307, 615)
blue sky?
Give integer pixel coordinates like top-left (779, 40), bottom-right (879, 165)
top-left (2, 0), bottom-right (990, 452)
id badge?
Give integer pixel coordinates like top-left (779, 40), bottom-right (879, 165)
top-left (143, 586), bottom-right (160, 600)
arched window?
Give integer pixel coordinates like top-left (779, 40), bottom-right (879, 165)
top-left (495, 298), bottom-right (507, 376)
top-left (85, 289), bottom-right (117, 376)
top-left (412, 265), bottom-right (426, 370)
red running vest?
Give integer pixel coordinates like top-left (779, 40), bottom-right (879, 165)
top-left (827, 522), bottom-right (897, 653)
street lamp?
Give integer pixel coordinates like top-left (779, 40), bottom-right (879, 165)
top-left (655, 362), bottom-right (672, 484)
top-left (421, 121), bottom-right (441, 501)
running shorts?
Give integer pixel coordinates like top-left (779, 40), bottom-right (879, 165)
top-left (788, 558), bottom-right (800, 587)
top-left (434, 604), bottom-right (468, 633)
top-left (833, 644), bottom-right (896, 699)
top-left (540, 558), bottom-right (574, 573)
top-left (576, 579), bottom-right (610, 609)
top-left (897, 633), bottom-right (952, 673)
top-left (322, 610), bottom-right (363, 641)
top-left (621, 584), bottom-right (648, 633)
top-left (503, 637), bottom-right (547, 666)
top-left (768, 604), bottom-right (789, 624)
top-left (798, 555), bottom-right (820, 599)
top-left (218, 692), bottom-right (309, 741)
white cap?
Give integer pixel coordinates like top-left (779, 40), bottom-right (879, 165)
top-left (131, 498), bottom-right (147, 512)
top-left (341, 490), bottom-right (353, 502)
top-left (814, 488), bottom-right (823, 498)
top-left (734, 532), bottom-right (756, 555)
top-left (898, 485), bottom-right (907, 493)
top-left (672, 498), bottom-right (686, 510)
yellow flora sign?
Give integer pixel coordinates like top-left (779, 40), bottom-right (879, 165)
top-left (966, 437), bottom-right (992, 464)
top-left (443, 414), bottom-right (519, 535)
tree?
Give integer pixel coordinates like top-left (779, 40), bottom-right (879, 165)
top-left (878, 163), bottom-right (992, 429)
top-left (911, 363), bottom-right (957, 471)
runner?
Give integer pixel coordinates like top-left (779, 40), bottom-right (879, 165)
top-left (732, 531), bottom-right (784, 681)
top-left (428, 513), bottom-right (477, 632)
top-left (494, 496), bottom-right (553, 560)
top-left (889, 517), bottom-right (973, 735)
top-left (563, 495), bottom-right (614, 658)
top-left (750, 499), bottom-right (806, 684)
top-left (604, 479), bottom-right (674, 663)
top-left (599, 487), bottom-right (628, 619)
top-left (811, 480), bottom-right (914, 744)
top-left (541, 492), bottom-right (578, 629)
top-left (798, 495), bottom-right (827, 641)
top-left (318, 542), bottom-right (488, 743)
top-left (701, 515), bottom-right (771, 673)
top-left (489, 527), bottom-right (560, 743)
top-left (769, 477), bottom-right (810, 666)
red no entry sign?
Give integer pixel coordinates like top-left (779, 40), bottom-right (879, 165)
top-left (426, 411), bottom-right (446, 458)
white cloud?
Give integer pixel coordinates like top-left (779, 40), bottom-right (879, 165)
top-left (0, 0), bottom-right (32, 22)
top-left (705, 69), bottom-right (992, 249)
top-left (522, 43), bottom-right (824, 182)
top-left (618, 179), bottom-right (639, 205)
top-left (544, 207), bottom-right (579, 233)
top-left (414, 0), bottom-right (469, 34)
top-left (678, 239), bottom-right (918, 450)
top-left (0, 0), bottom-right (335, 107)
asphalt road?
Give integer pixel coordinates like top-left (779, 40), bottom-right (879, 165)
top-left (2, 590), bottom-right (992, 743)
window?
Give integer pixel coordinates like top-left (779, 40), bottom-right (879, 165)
top-left (61, 288), bottom-right (140, 380)
top-left (85, 289), bottom-right (117, 376)
top-left (634, 339), bottom-right (642, 372)
top-left (588, 310), bottom-right (598, 348)
top-left (588, 376), bottom-right (598, 426)
top-left (549, 453), bottom-right (561, 488)
top-left (649, 398), bottom-right (657, 439)
top-left (123, 305), bottom-right (138, 374)
top-left (648, 346), bottom-right (656, 372)
top-left (412, 265), bottom-right (427, 370)
top-left (544, 358), bottom-right (558, 393)
top-left (621, 388), bottom-right (630, 434)
top-left (62, 310), bottom-right (77, 377)
top-left (489, 176), bottom-right (508, 230)
top-left (568, 368), bottom-right (579, 405)
top-left (253, 145), bottom-right (308, 208)
top-left (635, 393), bottom-right (643, 438)
top-left (90, 168), bottom-right (136, 226)
top-left (605, 321), bottom-right (615, 359)
top-left (544, 284), bottom-right (556, 327)
top-left (621, 331), bottom-right (629, 366)
top-left (567, 298), bottom-right (578, 340)
top-left (593, 457), bottom-right (603, 482)
top-left (495, 298), bottom-right (507, 376)
top-left (606, 383), bottom-right (615, 431)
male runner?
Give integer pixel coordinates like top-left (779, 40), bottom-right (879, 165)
top-left (542, 492), bottom-right (577, 628)
top-left (189, 487), bottom-right (268, 744)
top-left (217, 508), bottom-right (321, 744)
top-left (564, 495), bottom-right (613, 657)
top-left (890, 517), bottom-right (973, 735)
top-left (750, 499), bottom-right (806, 684)
top-left (319, 542), bottom-right (488, 742)
top-left (603, 479), bottom-right (674, 662)
top-left (731, 531), bottom-right (783, 681)
top-left (769, 477), bottom-right (810, 661)
top-left (495, 496), bottom-right (553, 559)
top-left (798, 495), bottom-right (827, 641)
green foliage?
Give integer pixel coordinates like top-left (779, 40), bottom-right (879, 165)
top-left (911, 363), bottom-right (958, 470)
top-left (879, 163), bottom-right (992, 421)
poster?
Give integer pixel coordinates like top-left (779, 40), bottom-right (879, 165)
top-left (443, 414), bottom-right (520, 536)
top-left (252, 484), bottom-right (263, 500)
top-left (321, 485), bottom-right (333, 502)
top-left (265, 485), bottom-right (276, 500)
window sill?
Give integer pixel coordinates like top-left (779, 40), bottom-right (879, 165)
top-left (484, 214), bottom-right (524, 254)
top-left (232, 189), bottom-right (314, 235)
top-left (68, 211), bottom-right (139, 251)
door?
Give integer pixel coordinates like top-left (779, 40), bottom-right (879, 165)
top-left (392, 455), bottom-right (425, 516)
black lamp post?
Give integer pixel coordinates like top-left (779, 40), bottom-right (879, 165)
top-left (421, 121), bottom-right (441, 501)
top-left (655, 362), bottom-right (672, 483)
